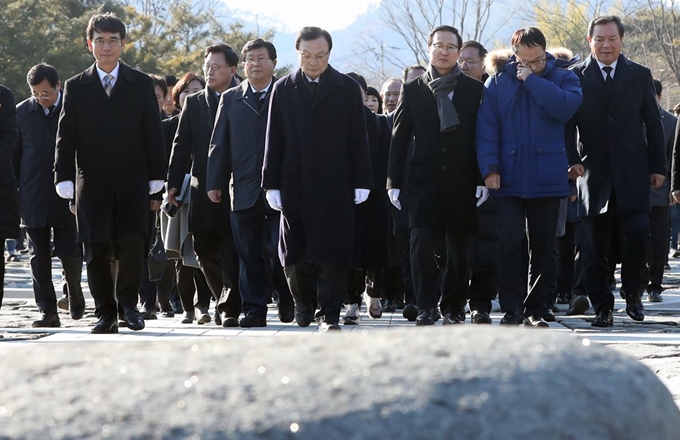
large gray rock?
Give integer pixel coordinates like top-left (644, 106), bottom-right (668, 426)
top-left (1, 327), bottom-right (679, 439)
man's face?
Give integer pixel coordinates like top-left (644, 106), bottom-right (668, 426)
top-left (203, 51), bottom-right (236, 93)
top-left (30, 79), bottom-right (60, 109)
top-left (87, 31), bottom-right (125, 71)
top-left (298, 37), bottom-right (330, 80)
top-left (154, 85), bottom-right (166, 113)
top-left (515, 44), bottom-right (547, 75)
top-left (243, 47), bottom-right (276, 83)
top-left (381, 79), bottom-right (401, 113)
top-left (428, 31), bottom-right (460, 75)
top-left (458, 47), bottom-right (485, 81)
top-left (588, 22), bottom-right (623, 66)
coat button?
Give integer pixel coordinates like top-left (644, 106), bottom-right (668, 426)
top-left (441, 147), bottom-right (446, 152)
top-left (441, 164), bottom-right (446, 170)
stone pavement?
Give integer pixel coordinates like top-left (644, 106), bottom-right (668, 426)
top-left (3, 252), bottom-right (680, 409)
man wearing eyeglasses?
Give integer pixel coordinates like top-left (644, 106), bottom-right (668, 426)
top-left (15, 64), bottom-right (85, 328)
top-left (263, 26), bottom-right (373, 332)
top-left (476, 27), bottom-right (582, 328)
top-left (206, 38), bottom-right (294, 328)
top-left (387, 25), bottom-right (489, 326)
top-left (458, 41), bottom-right (489, 82)
top-left (167, 43), bottom-right (243, 327)
top-left (54, 13), bottom-right (167, 334)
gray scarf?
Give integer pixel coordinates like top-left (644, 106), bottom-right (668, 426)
top-left (427, 64), bottom-right (461, 132)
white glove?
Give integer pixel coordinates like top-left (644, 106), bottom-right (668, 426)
top-left (266, 189), bottom-right (282, 211)
top-left (476, 185), bottom-right (489, 207)
top-left (149, 180), bottom-right (164, 194)
top-left (354, 188), bottom-right (370, 204)
top-left (387, 188), bottom-right (401, 210)
top-left (55, 181), bottom-right (74, 199)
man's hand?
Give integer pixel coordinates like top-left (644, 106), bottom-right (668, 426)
top-left (673, 191), bottom-right (680, 205)
top-left (387, 188), bottom-right (401, 210)
top-left (475, 186), bottom-right (489, 207)
top-left (167, 187), bottom-right (179, 207)
top-left (55, 181), bottom-right (74, 199)
top-left (484, 173), bottom-right (500, 190)
top-left (354, 188), bottom-right (370, 204)
top-left (516, 64), bottom-right (532, 82)
top-left (208, 189), bottom-right (222, 203)
top-left (651, 173), bottom-right (666, 189)
top-left (568, 164), bottom-right (585, 180)
top-left (150, 200), bottom-right (161, 211)
top-left (265, 189), bottom-right (282, 211)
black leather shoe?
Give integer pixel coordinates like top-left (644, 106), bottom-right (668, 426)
top-left (32, 312), bottom-right (61, 328)
top-left (239, 314), bottom-right (266, 328)
top-left (220, 312), bottom-right (239, 327)
top-left (542, 308), bottom-right (556, 322)
top-left (181, 311), bottom-right (195, 324)
top-left (278, 306), bottom-right (295, 323)
top-left (318, 321), bottom-right (341, 333)
top-left (471, 310), bottom-right (492, 324)
top-left (196, 307), bottom-right (211, 325)
top-left (566, 295), bottom-right (589, 316)
top-left (382, 300), bottom-right (397, 313)
top-left (69, 290), bottom-right (86, 321)
top-left (524, 315), bottom-right (549, 328)
top-left (214, 311), bottom-right (222, 326)
top-left (118, 312), bottom-right (127, 328)
top-left (625, 297), bottom-right (645, 322)
top-left (140, 308), bottom-right (157, 320)
top-left (160, 309), bottom-right (175, 318)
top-left (92, 315), bottom-right (118, 334)
top-left (415, 308), bottom-right (435, 326)
top-left (123, 307), bottom-right (145, 331)
top-left (402, 304), bottom-right (419, 321)
top-left (647, 291), bottom-right (663, 303)
top-left (295, 310), bottom-right (313, 328)
top-left (442, 308), bottom-right (465, 325)
top-left (500, 311), bottom-right (522, 326)
top-left (591, 309), bottom-right (614, 327)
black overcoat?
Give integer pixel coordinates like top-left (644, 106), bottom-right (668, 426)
top-left (262, 66), bottom-right (373, 267)
top-left (54, 63), bottom-right (167, 243)
top-left (0, 85), bottom-right (20, 239)
top-left (387, 72), bottom-right (483, 233)
top-left (566, 55), bottom-right (665, 216)
top-left (168, 87), bottom-right (230, 232)
top-left (15, 96), bottom-right (74, 228)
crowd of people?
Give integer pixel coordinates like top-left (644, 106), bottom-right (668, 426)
top-left (0, 12), bottom-right (675, 333)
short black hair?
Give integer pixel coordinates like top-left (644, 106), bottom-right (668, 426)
top-left (346, 72), bottom-right (367, 93)
top-left (511, 27), bottom-right (547, 52)
top-left (241, 38), bottom-right (277, 62)
top-left (165, 74), bottom-right (178, 87)
top-left (588, 15), bottom-right (625, 38)
top-left (150, 74), bottom-right (168, 97)
top-left (401, 65), bottom-right (425, 83)
top-left (461, 40), bottom-right (488, 59)
top-left (295, 26), bottom-right (333, 51)
top-left (86, 13), bottom-right (126, 41)
top-left (366, 86), bottom-right (383, 114)
top-left (205, 44), bottom-right (239, 67)
top-left (27, 63), bottom-right (59, 88)
top-left (427, 25), bottom-right (462, 51)
top-left (653, 79), bottom-right (663, 97)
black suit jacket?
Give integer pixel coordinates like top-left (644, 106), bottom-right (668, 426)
top-left (54, 63), bottom-right (167, 243)
top-left (566, 55), bottom-right (665, 216)
top-left (0, 84), bottom-right (20, 239)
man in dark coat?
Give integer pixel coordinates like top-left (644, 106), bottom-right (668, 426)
top-left (567, 15), bottom-right (666, 327)
top-left (387, 25), bottom-right (488, 326)
top-left (15, 64), bottom-right (85, 328)
top-left (167, 43), bottom-right (242, 327)
top-left (54, 13), bottom-right (167, 333)
top-left (0, 84), bottom-right (19, 311)
top-left (207, 38), bottom-right (293, 328)
top-left (262, 26), bottom-right (373, 332)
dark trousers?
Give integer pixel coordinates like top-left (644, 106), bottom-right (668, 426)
top-left (571, 223), bottom-right (587, 296)
top-left (175, 260), bottom-right (212, 312)
top-left (192, 230), bottom-right (242, 317)
top-left (647, 205), bottom-right (669, 293)
top-left (410, 227), bottom-right (470, 314)
top-left (284, 262), bottom-right (346, 324)
top-left (25, 226), bottom-right (82, 315)
top-left (0, 238), bottom-right (5, 309)
top-left (556, 221), bottom-right (577, 299)
top-left (395, 229), bottom-right (416, 305)
top-left (495, 197), bottom-right (560, 317)
top-left (582, 210), bottom-right (650, 313)
top-left (84, 235), bottom-right (144, 318)
top-left (346, 267), bottom-right (384, 305)
top-left (469, 236), bottom-right (498, 314)
top-left (231, 201), bottom-right (292, 318)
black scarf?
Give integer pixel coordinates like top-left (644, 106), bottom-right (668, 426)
top-left (427, 64), bottom-right (461, 132)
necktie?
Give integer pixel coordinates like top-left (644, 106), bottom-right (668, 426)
top-left (603, 66), bottom-right (613, 102)
top-left (308, 81), bottom-right (318, 98)
top-left (46, 105), bottom-right (55, 118)
top-left (103, 74), bottom-right (114, 96)
top-left (253, 91), bottom-right (264, 110)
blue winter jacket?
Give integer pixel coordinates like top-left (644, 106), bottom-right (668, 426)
top-left (476, 53), bottom-right (582, 198)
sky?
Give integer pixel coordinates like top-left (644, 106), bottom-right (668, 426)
top-left (221, 0), bottom-right (382, 33)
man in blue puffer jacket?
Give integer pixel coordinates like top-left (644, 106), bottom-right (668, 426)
top-left (476, 27), bottom-right (582, 328)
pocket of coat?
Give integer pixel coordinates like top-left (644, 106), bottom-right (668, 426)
top-left (499, 145), bottom-right (517, 186)
top-left (536, 142), bottom-right (568, 185)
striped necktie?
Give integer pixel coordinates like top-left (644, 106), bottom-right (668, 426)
top-left (103, 74), bottom-right (114, 96)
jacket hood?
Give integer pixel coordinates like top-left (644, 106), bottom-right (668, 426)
top-left (485, 47), bottom-right (580, 76)
top-left (547, 47), bottom-right (580, 69)
top-left (484, 48), bottom-right (513, 75)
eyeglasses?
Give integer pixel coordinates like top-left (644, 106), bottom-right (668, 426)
top-left (93, 38), bottom-right (122, 48)
top-left (31, 89), bottom-right (56, 99)
top-left (432, 43), bottom-right (458, 53)
top-left (203, 64), bottom-right (229, 73)
top-left (517, 57), bottom-right (546, 67)
top-left (298, 51), bottom-right (329, 63)
top-left (244, 57), bottom-right (270, 65)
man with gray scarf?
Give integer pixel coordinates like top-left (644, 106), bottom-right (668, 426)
top-left (387, 25), bottom-right (488, 326)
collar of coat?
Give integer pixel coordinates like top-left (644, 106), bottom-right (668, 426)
top-left (80, 61), bottom-right (136, 85)
top-left (286, 65), bottom-right (343, 89)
